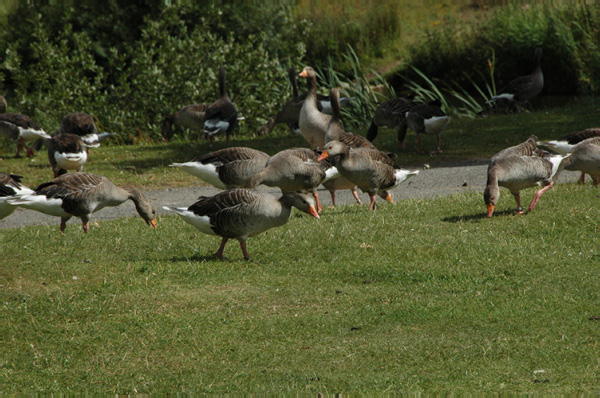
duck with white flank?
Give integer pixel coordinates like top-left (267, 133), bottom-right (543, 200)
top-left (9, 172), bottom-right (157, 232)
top-left (163, 189), bottom-right (319, 260)
top-left (484, 135), bottom-right (565, 217)
top-left (170, 147), bottom-right (270, 189)
top-left (488, 47), bottom-right (543, 108)
top-left (48, 133), bottom-right (88, 177)
top-left (0, 96), bottom-right (51, 157)
top-left (318, 140), bottom-right (419, 211)
top-left (203, 67), bottom-right (238, 145)
top-left (367, 97), bottom-right (415, 148)
top-left (0, 173), bottom-right (34, 219)
top-left (59, 112), bottom-right (117, 148)
top-left (405, 100), bottom-right (450, 154)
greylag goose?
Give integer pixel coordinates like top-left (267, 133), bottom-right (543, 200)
top-left (162, 103), bottom-right (207, 141)
top-left (323, 88), bottom-right (374, 206)
top-left (367, 97), bottom-right (415, 148)
top-left (0, 96), bottom-right (50, 157)
top-left (203, 66), bottom-right (238, 145)
top-left (298, 66), bottom-right (331, 149)
top-left (405, 100), bottom-right (450, 154)
top-left (163, 188), bottom-right (319, 260)
top-left (60, 112), bottom-right (116, 148)
top-left (484, 135), bottom-right (565, 217)
top-left (318, 140), bottom-right (419, 210)
top-left (538, 128), bottom-right (600, 183)
top-left (245, 147), bottom-right (339, 213)
top-left (48, 133), bottom-right (88, 177)
top-left (170, 147), bottom-right (270, 189)
top-left (537, 128), bottom-right (600, 154)
top-left (553, 136), bottom-right (600, 186)
top-left (0, 173), bottom-right (34, 219)
top-left (488, 47), bottom-right (543, 107)
top-left (9, 172), bottom-right (157, 232)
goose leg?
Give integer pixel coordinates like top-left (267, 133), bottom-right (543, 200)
top-left (579, 172), bottom-right (586, 184)
top-left (313, 191), bottom-right (323, 213)
top-left (82, 222), bottom-right (90, 233)
top-left (528, 181), bottom-right (554, 212)
top-left (416, 134), bottom-right (423, 154)
top-left (430, 135), bottom-right (443, 154)
top-left (368, 193), bottom-right (377, 211)
top-left (329, 191), bottom-right (336, 206)
top-left (512, 192), bottom-right (524, 214)
top-left (239, 240), bottom-right (250, 261)
top-left (396, 124), bottom-right (408, 149)
top-left (592, 177), bottom-right (598, 186)
top-left (60, 218), bottom-right (68, 233)
top-left (214, 237), bottom-right (229, 260)
top-left (351, 188), bottom-right (362, 205)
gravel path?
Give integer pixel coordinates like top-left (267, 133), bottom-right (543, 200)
top-left (0, 160), bottom-right (582, 230)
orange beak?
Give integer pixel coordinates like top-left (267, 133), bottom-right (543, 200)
top-left (385, 193), bottom-right (393, 203)
top-left (308, 205), bottom-right (320, 219)
top-left (486, 204), bottom-right (495, 218)
top-left (299, 69), bottom-right (308, 78)
top-left (149, 218), bottom-right (158, 229)
top-left (317, 151), bottom-right (329, 162)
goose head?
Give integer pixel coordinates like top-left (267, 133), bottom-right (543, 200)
top-left (280, 191), bottom-right (320, 219)
top-left (318, 140), bottom-right (349, 162)
top-left (483, 176), bottom-right (499, 217)
top-left (126, 187), bottom-right (158, 228)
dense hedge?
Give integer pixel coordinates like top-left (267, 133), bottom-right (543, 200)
top-left (390, 4), bottom-right (600, 97)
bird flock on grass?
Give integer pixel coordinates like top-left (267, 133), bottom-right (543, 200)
top-left (2, 49), bottom-right (600, 260)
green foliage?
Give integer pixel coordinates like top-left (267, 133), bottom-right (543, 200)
top-left (391, 4), bottom-right (600, 96)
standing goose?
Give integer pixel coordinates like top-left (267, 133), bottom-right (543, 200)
top-left (484, 135), bottom-right (565, 217)
top-left (298, 66), bottom-right (331, 149)
top-left (60, 112), bottom-right (117, 148)
top-left (318, 140), bottom-right (419, 210)
top-left (0, 96), bottom-right (50, 157)
top-left (488, 47), bottom-right (544, 107)
top-left (48, 133), bottom-right (89, 177)
top-left (0, 173), bottom-right (34, 219)
top-left (367, 97), bottom-right (415, 148)
top-left (163, 189), bottom-right (319, 260)
top-left (553, 136), bottom-right (600, 186)
top-left (244, 148), bottom-right (339, 213)
top-left (405, 100), bottom-right (450, 154)
top-left (9, 172), bottom-right (157, 232)
top-left (203, 66), bottom-right (238, 145)
top-left (162, 103), bottom-right (208, 141)
top-left (169, 147), bottom-right (270, 189)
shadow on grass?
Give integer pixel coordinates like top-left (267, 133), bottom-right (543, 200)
top-left (442, 209), bottom-right (517, 222)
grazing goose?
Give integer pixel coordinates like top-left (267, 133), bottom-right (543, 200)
top-left (318, 140), bottom-right (419, 210)
top-left (60, 112), bottom-right (116, 148)
top-left (484, 135), bottom-right (565, 217)
top-left (245, 147), bottom-right (339, 213)
top-left (367, 97), bottom-right (415, 148)
top-left (9, 172), bottom-right (157, 232)
top-left (553, 136), bottom-right (600, 186)
top-left (170, 147), bottom-right (270, 189)
top-left (0, 173), bottom-right (34, 219)
top-left (488, 47), bottom-right (543, 107)
top-left (162, 103), bottom-right (208, 141)
top-left (405, 101), bottom-right (450, 154)
top-left (203, 66), bottom-right (238, 145)
top-left (48, 133), bottom-right (88, 177)
top-left (298, 66), bottom-right (331, 149)
top-left (0, 96), bottom-right (50, 157)
top-left (163, 189), bottom-right (319, 260)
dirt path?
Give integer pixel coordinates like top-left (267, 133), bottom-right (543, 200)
top-left (0, 161), bottom-right (582, 230)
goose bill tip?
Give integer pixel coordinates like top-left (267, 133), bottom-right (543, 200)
top-left (317, 151), bottom-right (329, 162)
top-left (308, 206), bottom-right (320, 219)
top-left (299, 70), bottom-right (308, 78)
top-left (150, 218), bottom-right (158, 229)
top-left (486, 204), bottom-right (495, 218)
top-left (385, 194), bottom-right (393, 203)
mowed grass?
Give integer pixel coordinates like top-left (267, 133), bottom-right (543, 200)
top-left (2, 182), bottom-right (599, 393)
top-left (1, 96), bottom-right (598, 190)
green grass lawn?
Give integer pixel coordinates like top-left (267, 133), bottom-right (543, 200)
top-left (2, 182), bottom-right (599, 392)
top-left (1, 96), bottom-right (598, 190)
